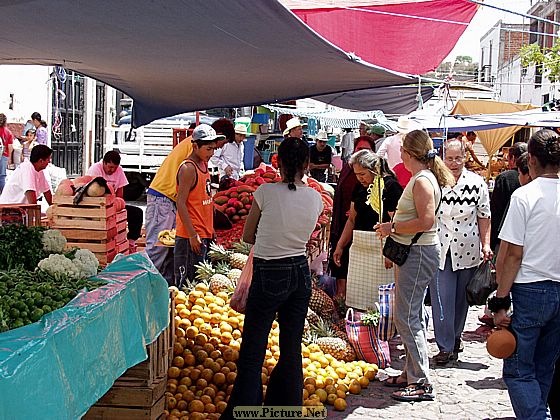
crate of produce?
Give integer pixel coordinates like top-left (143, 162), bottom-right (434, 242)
top-left (51, 195), bottom-right (116, 230)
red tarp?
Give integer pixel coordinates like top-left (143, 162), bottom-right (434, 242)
top-left (288, 0), bottom-right (479, 74)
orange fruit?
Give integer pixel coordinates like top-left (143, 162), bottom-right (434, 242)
top-left (173, 356), bottom-right (185, 368)
top-left (188, 399), bottom-right (205, 413)
top-left (167, 396), bottom-right (177, 409)
top-left (216, 401), bottom-right (228, 414)
top-left (168, 367), bottom-right (181, 379)
top-left (358, 376), bottom-right (370, 388)
top-left (213, 372), bottom-right (226, 386)
top-left (334, 398), bottom-right (347, 411)
top-left (327, 393), bottom-right (337, 405)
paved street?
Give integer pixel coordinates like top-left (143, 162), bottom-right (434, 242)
top-left (328, 306), bottom-right (515, 420)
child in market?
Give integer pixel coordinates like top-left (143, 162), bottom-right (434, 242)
top-left (174, 124), bottom-right (224, 287)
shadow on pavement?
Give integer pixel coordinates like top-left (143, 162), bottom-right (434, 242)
top-left (465, 376), bottom-right (507, 390)
top-left (431, 360), bottom-right (490, 371)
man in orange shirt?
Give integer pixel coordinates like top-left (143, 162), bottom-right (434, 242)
top-left (174, 124), bottom-right (224, 286)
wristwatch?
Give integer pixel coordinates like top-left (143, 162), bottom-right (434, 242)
top-left (391, 222), bottom-right (396, 233)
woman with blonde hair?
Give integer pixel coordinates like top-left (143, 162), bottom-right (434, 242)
top-left (375, 129), bottom-right (454, 401)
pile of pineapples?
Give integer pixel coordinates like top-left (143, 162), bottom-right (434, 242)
top-left (164, 241), bottom-right (379, 418)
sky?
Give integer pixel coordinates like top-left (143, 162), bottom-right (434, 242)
top-left (445, 0), bottom-right (534, 63)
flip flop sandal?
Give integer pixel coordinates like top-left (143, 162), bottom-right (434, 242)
top-left (384, 376), bottom-right (408, 388)
top-left (391, 383), bottom-right (434, 402)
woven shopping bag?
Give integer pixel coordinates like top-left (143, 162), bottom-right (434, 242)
top-left (230, 248), bottom-right (253, 314)
top-left (345, 308), bottom-right (391, 368)
top-left (377, 282), bottom-right (397, 341)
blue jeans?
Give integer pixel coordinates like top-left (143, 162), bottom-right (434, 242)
top-left (221, 256), bottom-right (311, 420)
top-left (503, 281), bottom-right (560, 420)
top-left (173, 236), bottom-right (210, 288)
top-left (145, 193), bottom-right (176, 284)
top-left (430, 254), bottom-right (475, 353)
top-left (0, 155), bottom-right (7, 193)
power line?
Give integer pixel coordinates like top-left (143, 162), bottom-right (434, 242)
top-left (467, 0), bottom-right (560, 27)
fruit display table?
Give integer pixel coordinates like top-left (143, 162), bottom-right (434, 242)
top-left (0, 253), bottom-right (169, 419)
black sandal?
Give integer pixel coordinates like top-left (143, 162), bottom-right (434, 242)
top-left (384, 376), bottom-right (408, 388)
top-left (391, 383), bottom-right (434, 402)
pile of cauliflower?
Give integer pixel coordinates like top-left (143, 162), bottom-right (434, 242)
top-left (38, 249), bottom-right (99, 280)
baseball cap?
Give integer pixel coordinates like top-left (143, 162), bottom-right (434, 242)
top-left (192, 124), bottom-right (226, 142)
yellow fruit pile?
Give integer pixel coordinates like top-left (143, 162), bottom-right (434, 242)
top-left (165, 285), bottom-right (378, 419)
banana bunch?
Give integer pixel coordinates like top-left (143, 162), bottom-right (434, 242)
top-left (158, 229), bottom-right (176, 246)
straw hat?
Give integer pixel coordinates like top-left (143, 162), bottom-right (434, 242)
top-left (283, 117), bottom-right (307, 136)
top-left (396, 116), bottom-right (415, 134)
top-left (234, 124), bottom-right (249, 136)
top-left (315, 130), bottom-right (328, 142)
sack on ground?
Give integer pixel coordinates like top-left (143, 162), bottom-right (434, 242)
top-left (377, 282), bottom-right (397, 341)
top-left (466, 261), bottom-right (497, 306)
top-left (345, 308), bottom-right (391, 368)
top-left (230, 248), bottom-right (253, 313)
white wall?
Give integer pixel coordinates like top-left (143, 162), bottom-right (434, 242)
top-left (480, 26), bottom-right (501, 83)
top-left (0, 65), bottom-right (51, 124)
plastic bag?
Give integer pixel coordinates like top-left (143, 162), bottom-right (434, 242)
top-left (466, 261), bottom-right (497, 306)
top-left (377, 282), bottom-right (397, 341)
top-left (230, 248), bottom-right (253, 313)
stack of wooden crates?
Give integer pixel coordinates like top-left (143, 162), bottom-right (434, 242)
top-left (50, 195), bottom-right (129, 266)
top-left (84, 298), bottom-right (174, 419)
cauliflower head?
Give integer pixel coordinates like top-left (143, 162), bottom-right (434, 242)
top-left (38, 254), bottom-right (80, 279)
top-left (42, 229), bottom-right (67, 254)
top-left (73, 249), bottom-right (99, 279)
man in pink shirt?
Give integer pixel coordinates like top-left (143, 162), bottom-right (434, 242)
top-left (0, 113), bottom-right (14, 193)
top-left (377, 116), bottom-right (416, 187)
top-left (87, 150), bottom-right (143, 250)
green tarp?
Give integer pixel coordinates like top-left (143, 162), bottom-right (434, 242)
top-left (0, 252), bottom-right (170, 419)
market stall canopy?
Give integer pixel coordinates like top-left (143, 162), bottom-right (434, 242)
top-left (285, 0), bottom-right (479, 74)
top-left (408, 108), bottom-right (560, 132)
top-left (313, 85), bottom-right (435, 115)
top-left (264, 105), bottom-right (397, 130)
top-left (0, 0), bottom-right (413, 128)
top-left (452, 100), bottom-right (538, 158)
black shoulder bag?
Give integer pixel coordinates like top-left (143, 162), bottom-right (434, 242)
top-left (383, 184), bottom-right (442, 266)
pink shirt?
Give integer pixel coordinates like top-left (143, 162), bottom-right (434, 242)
top-left (376, 133), bottom-right (403, 170)
top-left (86, 161), bottom-right (129, 190)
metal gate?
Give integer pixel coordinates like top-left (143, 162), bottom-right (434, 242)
top-left (50, 72), bottom-right (84, 177)
top-left (94, 82), bottom-right (105, 162)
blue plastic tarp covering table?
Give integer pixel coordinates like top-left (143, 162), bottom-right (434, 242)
top-left (0, 252), bottom-right (170, 419)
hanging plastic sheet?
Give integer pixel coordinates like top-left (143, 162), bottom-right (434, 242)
top-left (0, 252), bottom-right (170, 419)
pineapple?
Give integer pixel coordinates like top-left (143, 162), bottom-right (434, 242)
top-left (209, 241), bottom-right (250, 270)
top-left (230, 252), bottom-right (248, 270)
top-left (309, 284), bottom-right (338, 321)
top-left (208, 242), bottom-right (231, 263)
top-left (232, 241), bottom-right (252, 256)
top-left (227, 268), bottom-right (242, 284)
top-left (306, 308), bottom-right (321, 326)
top-left (310, 319), bottom-right (347, 360)
top-left (210, 274), bottom-right (234, 295)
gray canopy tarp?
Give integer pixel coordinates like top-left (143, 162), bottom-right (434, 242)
top-left (0, 0), bottom-right (412, 127)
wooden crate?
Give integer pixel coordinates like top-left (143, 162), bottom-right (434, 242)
top-left (0, 204), bottom-right (42, 226)
top-left (51, 195), bottom-right (116, 231)
top-left (84, 394), bottom-right (165, 420)
top-left (93, 377), bottom-right (166, 408)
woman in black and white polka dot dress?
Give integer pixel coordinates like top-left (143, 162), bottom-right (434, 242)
top-left (430, 139), bottom-right (492, 365)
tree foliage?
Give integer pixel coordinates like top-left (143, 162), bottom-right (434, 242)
top-left (520, 41), bottom-right (560, 83)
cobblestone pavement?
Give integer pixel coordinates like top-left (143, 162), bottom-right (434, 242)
top-left (328, 306), bottom-right (515, 419)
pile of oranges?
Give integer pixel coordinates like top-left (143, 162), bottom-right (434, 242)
top-left (165, 285), bottom-right (378, 419)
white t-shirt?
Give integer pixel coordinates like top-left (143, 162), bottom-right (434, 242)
top-left (253, 183), bottom-right (323, 259)
top-left (217, 141), bottom-right (244, 180)
top-left (376, 133), bottom-right (403, 169)
top-left (0, 160), bottom-right (51, 204)
top-left (86, 161), bottom-right (129, 190)
top-left (341, 132), bottom-right (355, 159)
top-left (499, 177), bottom-right (560, 283)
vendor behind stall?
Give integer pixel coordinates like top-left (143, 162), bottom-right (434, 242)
top-left (174, 124), bottom-right (223, 286)
top-left (309, 130), bottom-right (332, 182)
top-left (87, 150), bottom-right (143, 251)
top-left (0, 144), bottom-right (52, 205)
